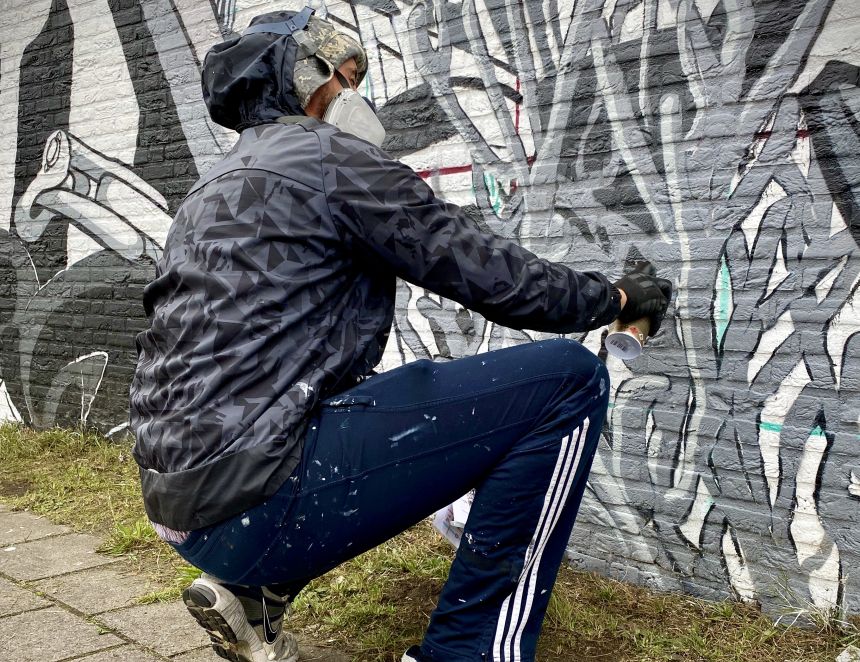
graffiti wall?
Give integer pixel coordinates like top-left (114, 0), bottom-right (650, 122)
top-left (1, 0), bottom-right (858, 615)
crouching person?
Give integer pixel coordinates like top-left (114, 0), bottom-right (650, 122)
top-left (129, 8), bottom-right (670, 661)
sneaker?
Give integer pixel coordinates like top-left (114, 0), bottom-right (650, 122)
top-left (402, 645), bottom-right (433, 662)
top-left (183, 576), bottom-right (299, 662)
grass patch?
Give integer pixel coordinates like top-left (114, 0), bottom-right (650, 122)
top-left (0, 422), bottom-right (855, 661)
top-left (0, 423), bottom-right (185, 589)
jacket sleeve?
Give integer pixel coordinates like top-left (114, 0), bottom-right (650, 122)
top-left (321, 135), bottom-right (621, 334)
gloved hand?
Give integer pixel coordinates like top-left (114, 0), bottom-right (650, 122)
top-left (613, 261), bottom-right (673, 334)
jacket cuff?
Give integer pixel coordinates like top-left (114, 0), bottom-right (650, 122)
top-left (592, 282), bottom-right (623, 329)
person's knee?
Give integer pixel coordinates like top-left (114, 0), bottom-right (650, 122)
top-left (544, 338), bottom-right (606, 380)
top-left (545, 338), bottom-right (608, 404)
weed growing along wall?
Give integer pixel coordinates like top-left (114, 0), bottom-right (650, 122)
top-left (0, 0), bottom-right (858, 617)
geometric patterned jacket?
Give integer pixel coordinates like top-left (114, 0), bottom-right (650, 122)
top-left (129, 119), bottom-right (621, 530)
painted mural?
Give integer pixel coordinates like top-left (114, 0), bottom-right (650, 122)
top-left (0, 0), bottom-right (857, 616)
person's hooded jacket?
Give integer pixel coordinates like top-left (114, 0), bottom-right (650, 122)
top-left (130, 10), bottom-right (622, 531)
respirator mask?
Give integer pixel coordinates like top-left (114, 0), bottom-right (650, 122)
top-left (322, 71), bottom-right (386, 148)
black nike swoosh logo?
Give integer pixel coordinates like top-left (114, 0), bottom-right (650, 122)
top-left (262, 595), bottom-right (279, 645)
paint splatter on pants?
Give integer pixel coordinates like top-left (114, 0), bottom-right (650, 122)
top-left (173, 338), bottom-right (609, 661)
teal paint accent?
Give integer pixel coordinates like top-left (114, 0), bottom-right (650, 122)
top-left (758, 421), bottom-right (827, 437)
top-left (759, 421), bottom-right (782, 433)
top-left (715, 256), bottom-right (731, 348)
top-left (483, 172), bottom-right (502, 214)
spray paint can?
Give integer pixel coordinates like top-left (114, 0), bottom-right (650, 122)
top-left (604, 316), bottom-right (651, 360)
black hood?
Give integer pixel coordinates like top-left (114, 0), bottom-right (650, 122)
top-left (202, 11), bottom-right (306, 132)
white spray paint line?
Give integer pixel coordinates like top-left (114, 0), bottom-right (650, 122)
top-left (816, 255), bottom-right (848, 304)
top-left (740, 180), bottom-right (788, 253)
top-left (107, 422), bottom-right (130, 437)
top-left (759, 359), bottom-right (811, 507)
top-left (656, 0), bottom-right (675, 29)
top-left (696, 0), bottom-right (722, 23)
top-left (830, 202), bottom-right (849, 238)
top-left (826, 269), bottom-right (860, 389)
top-left (586, 460), bottom-right (658, 564)
top-left (849, 472), bottom-right (860, 498)
top-left (791, 430), bottom-right (829, 567)
top-left (141, 0), bottom-right (236, 172)
top-left (644, 407), bottom-right (665, 489)
top-left (659, 94), bottom-right (706, 498)
top-left (66, 225), bottom-right (105, 270)
top-left (618, 2), bottom-right (645, 43)
top-left (722, 526), bottom-right (757, 602)
top-left (67, 0), bottom-right (140, 165)
top-left (764, 240), bottom-right (790, 300)
top-left (592, 40), bottom-right (672, 244)
top-left (0, 0), bottom-right (55, 231)
top-left (674, 13), bottom-right (707, 141)
top-left (406, 283), bottom-right (439, 358)
top-left (678, 476), bottom-right (714, 549)
top-left (0, 380), bottom-right (22, 423)
top-left (601, 0), bottom-right (619, 26)
top-left (170, 0), bottom-right (226, 65)
top-left (73, 351), bottom-right (109, 425)
top-left (748, 311), bottom-right (794, 384)
top-left (808, 544), bottom-right (841, 613)
top-left (672, 386), bottom-right (696, 491)
top-left (540, 0), bottom-right (561, 61)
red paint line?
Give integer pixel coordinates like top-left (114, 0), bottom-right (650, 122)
top-left (753, 129), bottom-right (811, 140)
top-left (515, 78), bottom-right (521, 135)
top-left (416, 155), bottom-right (537, 181)
top-left (416, 164), bottom-right (475, 179)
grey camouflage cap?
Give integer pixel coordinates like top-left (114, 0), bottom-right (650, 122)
top-left (294, 15), bottom-right (368, 108)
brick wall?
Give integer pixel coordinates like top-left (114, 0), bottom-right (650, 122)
top-left (1, 0), bottom-right (858, 615)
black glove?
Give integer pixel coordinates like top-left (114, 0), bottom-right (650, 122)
top-left (613, 261), bottom-right (673, 334)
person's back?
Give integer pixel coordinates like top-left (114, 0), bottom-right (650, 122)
top-left (132, 120), bottom-right (395, 530)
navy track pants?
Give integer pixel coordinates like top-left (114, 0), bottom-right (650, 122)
top-left (173, 338), bottom-right (609, 661)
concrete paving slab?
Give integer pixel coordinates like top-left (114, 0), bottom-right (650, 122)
top-left (33, 565), bottom-right (158, 615)
top-left (0, 533), bottom-right (114, 581)
top-left (0, 576), bottom-right (50, 616)
top-left (838, 645), bottom-right (860, 662)
top-left (172, 642), bottom-right (352, 662)
top-left (0, 607), bottom-right (121, 661)
top-left (98, 599), bottom-right (209, 657)
top-left (74, 645), bottom-right (162, 661)
top-left (0, 510), bottom-right (70, 547)
top-left (171, 647), bottom-right (218, 661)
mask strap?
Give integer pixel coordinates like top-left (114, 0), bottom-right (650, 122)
top-left (332, 69), bottom-right (378, 112)
top-left (333, 70), bottom-right (351, 90)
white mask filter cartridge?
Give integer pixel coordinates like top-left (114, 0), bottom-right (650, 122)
top-left (323, 89), bottom-right (386, 148)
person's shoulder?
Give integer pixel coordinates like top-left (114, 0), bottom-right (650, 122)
top-left (185, 123), bottom-right (327, 197)
top-left (242, 120), bottom-right (392, 171)
top-left (310, 121), bottom-right (394, 166)
top-left (232, 121), bottom-right (329, 187)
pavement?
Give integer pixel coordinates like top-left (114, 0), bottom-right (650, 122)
top-left (0, 504), bottom-right (351, 662)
